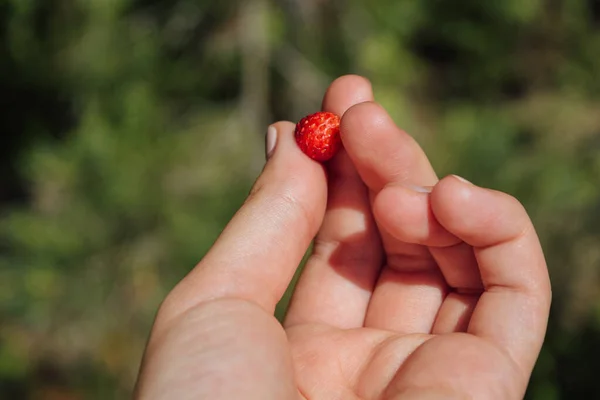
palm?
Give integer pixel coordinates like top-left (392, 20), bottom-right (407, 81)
top-left (287, 324), bottom-right (520, 399)
top-left (284, 190), bottom-right (525, 399)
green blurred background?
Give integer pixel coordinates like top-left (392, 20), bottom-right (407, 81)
top-left (1, 0), bottom-right (600, 398)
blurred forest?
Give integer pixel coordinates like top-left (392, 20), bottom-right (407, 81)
top-left (1, 0), bottom-right (600, 398)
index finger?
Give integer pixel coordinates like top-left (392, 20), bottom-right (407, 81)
top-left (285, 75), bottom-right (383, 329)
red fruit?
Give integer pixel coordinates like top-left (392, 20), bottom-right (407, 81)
top-left (294, 111), bottom-right (342, 162)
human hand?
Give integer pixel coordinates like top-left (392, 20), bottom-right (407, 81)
top-left (134, 75), bottom-right (551, 400)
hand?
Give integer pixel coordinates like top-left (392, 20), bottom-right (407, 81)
top-left (134, 75), bottom-right (551, 400)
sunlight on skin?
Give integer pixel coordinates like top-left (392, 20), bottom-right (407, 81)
top-left (134, 75), bottom-right (551, 400)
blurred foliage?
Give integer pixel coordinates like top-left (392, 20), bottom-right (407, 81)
top-left (1, 0), bottom-right (600, 398)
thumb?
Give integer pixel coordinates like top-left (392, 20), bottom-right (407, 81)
top-left (160, 121), bottom-right (328, 320)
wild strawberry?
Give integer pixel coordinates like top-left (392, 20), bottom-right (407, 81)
top-left (294, 111), bottom-right (342, 162)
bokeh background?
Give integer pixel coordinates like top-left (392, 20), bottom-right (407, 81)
top-left (1, 0), bottom-right (600, 398)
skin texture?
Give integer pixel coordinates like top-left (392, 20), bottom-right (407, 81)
top-left (134, 75), bottom-right (552, 400)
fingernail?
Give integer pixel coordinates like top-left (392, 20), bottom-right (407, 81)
top-left (265, 125), bottom-right (277, 160)
top-left (404, 184), bottom-right (433, 193)
top-left (452, 175), bottom-right (472, 185)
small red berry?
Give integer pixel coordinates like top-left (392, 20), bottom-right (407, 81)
top-left (294, 111), bottom-right (342, 162)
